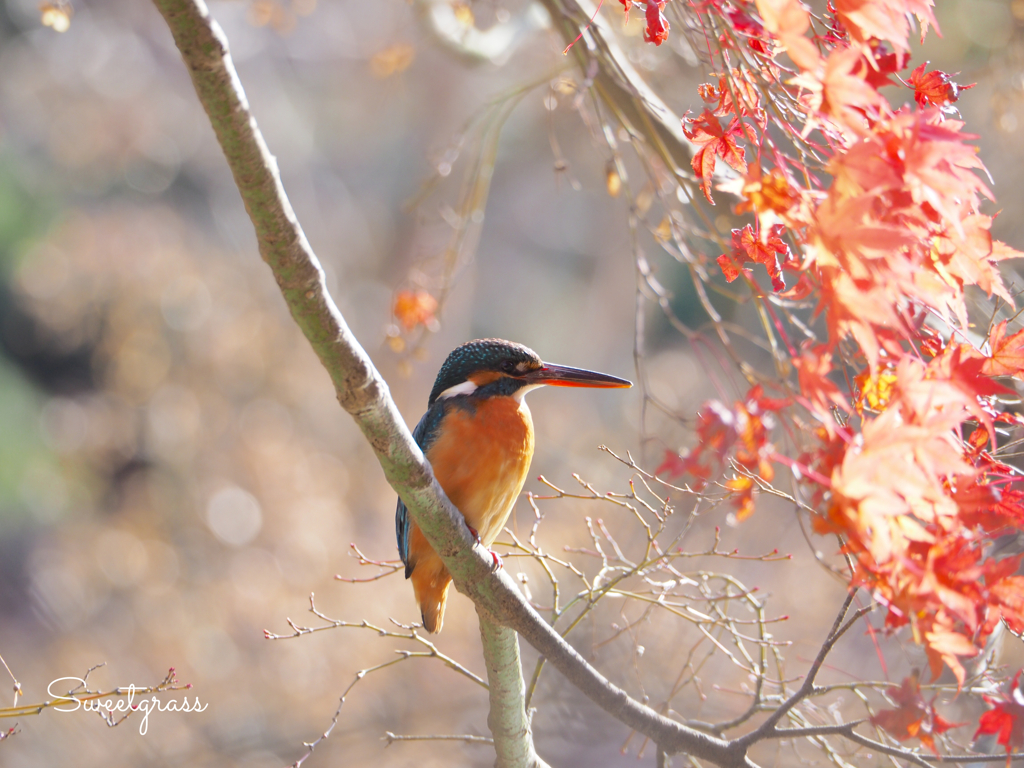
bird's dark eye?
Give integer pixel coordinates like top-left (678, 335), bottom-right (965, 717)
top-left (500, 360), bottom-right (517, 374)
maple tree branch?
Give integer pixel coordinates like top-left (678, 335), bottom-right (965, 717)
top-left (758, 717), bottom-right (1023, 767)
top-left (923, 754), bottom-right (1024, 764)
top-left (676, 697), bottom-right (1024, 767)
top-left (737, 591), bottom-right (864, 745)
top-left (837, 728), bottom-right (936, 768)
top-left (765, 721), bottom-right (866, 738)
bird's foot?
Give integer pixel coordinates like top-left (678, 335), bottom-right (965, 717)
top-left (486, 549), bottom-right (503, 573)
top-left (466, 525), bottom-right (501, 571)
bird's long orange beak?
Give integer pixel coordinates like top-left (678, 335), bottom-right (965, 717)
top-left (523, 362), bottom-right (632, 389)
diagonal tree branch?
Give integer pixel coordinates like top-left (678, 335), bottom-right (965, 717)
top-left (148, 1), bottom-right (754, 766)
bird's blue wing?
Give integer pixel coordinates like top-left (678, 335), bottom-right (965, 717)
top-left (395, 496), bottom-right (413, 578)
top-left (396, 401), bottom-right (449, 577)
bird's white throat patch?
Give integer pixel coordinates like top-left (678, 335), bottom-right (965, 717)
top-left (513, 383), bottom-right (544, 403)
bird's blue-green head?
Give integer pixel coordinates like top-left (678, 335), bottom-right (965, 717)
top-left (428, 338), bottom-right (631, 406)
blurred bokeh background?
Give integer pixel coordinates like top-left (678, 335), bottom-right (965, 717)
top-left (0, 0), bottom-right (1023, 766)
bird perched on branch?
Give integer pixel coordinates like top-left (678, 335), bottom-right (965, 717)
top-left (396, 338), bottom-right (631, 633)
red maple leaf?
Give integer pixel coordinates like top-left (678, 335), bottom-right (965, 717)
top-left (655, 446), bottom-right (710, 484)
top-left (908, 63), bottom-right (976, 109)
top-left (871, 671), bottom-right (961, 753)
top-left (974, 671), bottom-right (1024, 756)
top-left (992, 488), bottom-right (1024, 528)
top-left (924, 626), bottom-right (979, 690)
top-left (723, 6), bottom-right (770, 54)
top-left (683, 109), bottom-right (757, 204)
top-left (833, 0), bottom-right (938, 53)
top-left (643, 0), bottom-right (669, 45)
top-left (793, 45), bottom-right (888, 136)
top-left (956, 481), bottom-right (1024, 542)
top-left (920, 343), bottom-right (1011, 438)
top-left (795, 345), bottom-right (850, 426)
top-left (717, 224), bottom-right (793, 291)
top-left (984, 321), bottom-right (1024, 378)
top-left (756, 0), bottom-right (819, 70)
top-left (747, 383), bottom-right (791, 413)
top-left (862, 42), bottom-right (911, 89)
top-left (698, 71), bottom-right (767, 127)
top-left (993, 240), bottom-right (1024, 262)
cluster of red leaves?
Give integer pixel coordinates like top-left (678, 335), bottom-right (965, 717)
top-left (870, 671), bottom-right (961, 753)
top-left (657, 386), bottom-right (786, 520)
top-left (646, 0), bottom-right (1024, 715)
top-left (820, 328), bottom-right (1024, 687)
top-left (686, 70), bottom-right (767, 205)
top-left (683, 108), bottom-right (758, 204)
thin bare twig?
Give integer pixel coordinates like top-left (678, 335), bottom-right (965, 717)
top-left (384, 731), bottom-right (494, 746)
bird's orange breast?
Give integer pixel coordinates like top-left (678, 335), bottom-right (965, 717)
top-left (404, 393), bottom-right (535, 632)
top-left (425, 395), bottom-right (535, 544)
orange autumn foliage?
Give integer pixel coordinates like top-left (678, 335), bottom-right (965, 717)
top-left (650, 0), bottom-right (1024, 730)
top-left (393, 289), bottom-right (438, 331)
top-left (870, 671), bottom-right (961, 753)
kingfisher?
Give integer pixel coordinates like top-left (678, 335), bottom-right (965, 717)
top-left (395, 338), bottom-right (631, 633)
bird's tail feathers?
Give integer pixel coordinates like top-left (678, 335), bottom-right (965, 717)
top-left (410, 556), bottom-right (453, 634)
